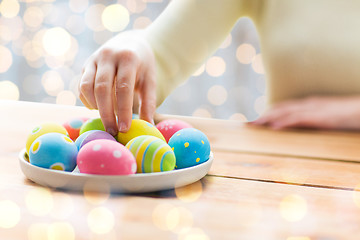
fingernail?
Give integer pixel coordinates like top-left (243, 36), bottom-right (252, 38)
top-left (118, 122), bottom-right (128, 133)
top-left (107, 128), bottom-right (117, 136)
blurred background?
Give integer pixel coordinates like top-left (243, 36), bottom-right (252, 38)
top-left (0, 0), bottom-right (265, 121)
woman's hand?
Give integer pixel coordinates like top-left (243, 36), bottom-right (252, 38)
top-left (251, 96), bottom-right (360, 130)
top-left (79, 30), bottom-right (157, 136)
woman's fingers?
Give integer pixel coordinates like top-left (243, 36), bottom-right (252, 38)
top-left (79, 62), bottom-right (97, 109)
top-left (115, 53), bottom-right (138, 133)
top-left (138, 71), bottom-right (157, 124)
top-left (94, 60), bottom-right (118, 136)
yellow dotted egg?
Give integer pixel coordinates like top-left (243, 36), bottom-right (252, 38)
top-left (117, 119), bottom-right (166, 145)
top-left (125, 135), bottom-right (175, 173)
top-left (26, 123), bottom-right (68, 154)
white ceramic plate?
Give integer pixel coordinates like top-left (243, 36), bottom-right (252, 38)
top-left (18, 149), bottom-right (213, 194)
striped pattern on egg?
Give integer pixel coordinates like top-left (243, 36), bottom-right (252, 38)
top-left (126, 135), bottom-right (176, 173)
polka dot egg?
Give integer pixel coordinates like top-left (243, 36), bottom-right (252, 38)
top-left (77, 139), bottom-right (137, 175)
top-left (26, 122), bottom-right (68, 155)
top-left (29, 132), bottom-right (78, 171)
top-left (126, 135), bottom-right (175, 173)
top-left (75, 130), bottom-right (116, 150)
top-left (168, 128), bottom-right (211, 169)
top-left (63, 117), bottom-right (89, 141)
top-left (116, 119), bottom-right (166, 145)
top-left (156, 119), bottom-right (193, 142)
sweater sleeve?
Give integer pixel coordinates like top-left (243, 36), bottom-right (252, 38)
top-left (145, 0), bottom-right (249, 106)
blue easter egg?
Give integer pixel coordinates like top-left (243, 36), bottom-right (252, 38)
top-left (168, 128), bottom-right (211, 169)
top-left (29, 132), bottom-right (78, 171)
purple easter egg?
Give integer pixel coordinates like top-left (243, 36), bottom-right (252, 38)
top-left (75, 130), bottom-right (116, 149)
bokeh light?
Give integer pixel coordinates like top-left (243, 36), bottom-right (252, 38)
top-left (85, 4), bottom-right (106, 32)
top-left (126, 0), bottom-right (146, 14)
top-left (69, 0), bottom-right (88, 13)
top-left (178, 228), bottom-right (210, 240)
top-left (252, 54), bottom-right (265, 74)
top-left (0, 45), bottom-right (13, 73)
top-left (254, 95), bottom-right (266, 115)
top-left (41, 70), bottom-right (64, 96)
top-left (133, 16), bottom-right (152, 29)
top-left (48, 222), bottom-right (75, 240)
top-left (87, 207), bottom-right (115, 234)
top-left (0, 80), bottom-right (20, 100)
top-left (207, 85), bottom-right (228, 106)
top-left (23, 6), bottom-right (44, 28)
top-left (279, 194), bottom-right (307, 222)
top-left (0, 0), bottom-right (20, 18)
top-left (50, 192), bottom-right (74, 220)
top-left (42, 27), bottom-right (72, 56)
top-left (175, 181), bottom-right (203, 202)
top-left (28, 223), bottom-right (49, 240)
top-left (192, 108), bottom-right (212, 118)
top-left (236, 43), bottom-right (256, 64)
top-left (229, 113), bottom-right (247, 121)
top-left (25, 187), bottom-right (54, 216)
top-left (0, 200), bottom-right (21, 228)
top-left (192, 64), bottom-right (205, 77)
top-left (102, 4), bottom-right (130, 32)
top-left (205, 56), bottom-right (226, 77)
top-left (66, 15), bottom-right (86, 35)
top-left (56, 90), bottom-right (77, 106)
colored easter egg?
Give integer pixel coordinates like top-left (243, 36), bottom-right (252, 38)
top-left (79, 118), bottom-right (105, 135)
top-left (77, 139), bottom-right (137, 175)
top-left (29, 132), bottom-right (78, 171)
top-left (116, 119), bottom-right (166, 145)
top-left (26, 122), bottom-right (68, 155)
top-left (156, 119), bottom-right (193, 142)
top-left (168, 128), bottom-right (210, 169)
top-left (126, 135), bottom-right (175, 173)
top-left (75, 130), bottom-right (116, 150)
top-left (63, 117), bottom-right (89, 141)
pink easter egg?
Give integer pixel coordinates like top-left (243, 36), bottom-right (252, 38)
top-left (156, 119), bottom-right (193, 142)
top-left (77, 139), bottom-right (137, 175)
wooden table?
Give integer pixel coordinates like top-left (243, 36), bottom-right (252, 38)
top-left (1, 100), bottom-right (360, 240)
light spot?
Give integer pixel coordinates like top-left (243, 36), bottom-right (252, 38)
top-left (87, 207), bottom-right (115, 234)
top-left (102, 4), bottom-right (129, 32)
top-left (93, 144), bottom-right (101, 151)
top-left (201, 140), bottom-right (204, 144)
top-left (0, 0), bottom-right (20, 18)
top-left (196, 158), bottom-right (200, 162)
top-left (48, 222), bottom-right (75, 240)
top-left (25, 187), bottom-right (54, 216)
top-left (236, 43), bottom-right (256, 64)
top-left (172, 147), bottom-right (174, 151)
top-left (175, 181), bottom-right (203, 203)
top-left (0, 46), bottom-right (12, 73)
top-left (41, 71), bottom-right (64, 97)
top-left (205, 56), bottom-right (226, 77)
top-left (207, 85), bottom-right (228, 106)
top-left (279, 194), bottom-right (307, 222)
top-left (69, 0), bottom-right (89, 13)
top-left (194, 151), bottom-right (196, 153)
top-left (133, 16), bottom-right (152, 29)
top-left (113, 150), bottom-right (122, 158)
top-left (252, 54), bottom-right (265, 74)
top-left (0, 200), bottom-right (20, 228)
top-left (23, 6), bottom-right (44, 28)
top-left (192, 108), bottom-right (212, 118)
top-left (85, 4), bottom-right (106, 32)
top-left (43, 27), bottom-right (71, 57)
top-left (56, 91), bottom-right (77, 106)
top-left (177, 133), bottom-right (181, 136)
top-left (254, 95), bottom-right (267, 115)
top-left (229, 113), bottom-right (247, 122)
top-left (50, 163), bottom-right (65, 171)
top-left (100, 164), bottom-right (105, 168)
top-left (184, 142), bottom-right (189, 148)
top-left (32, 126), bottom-right (41, 134)
top-left (0, 80), bottom-right (19, 100)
